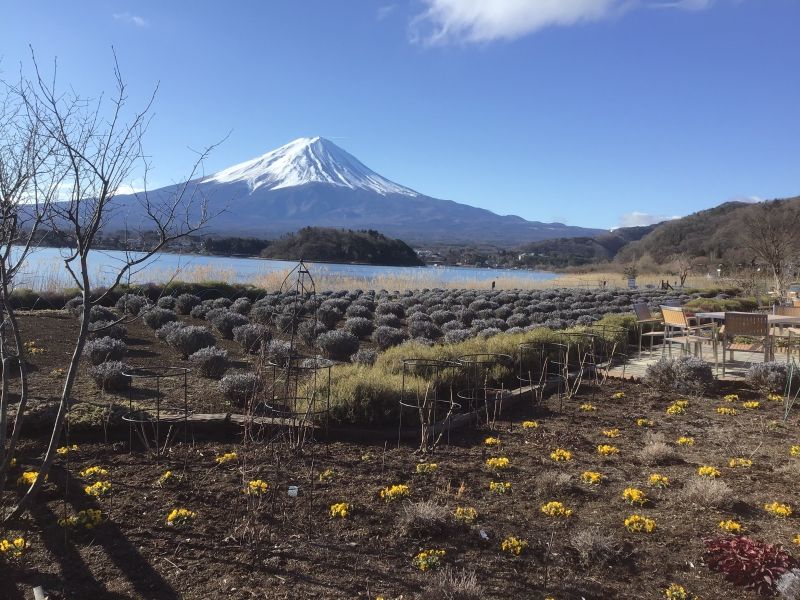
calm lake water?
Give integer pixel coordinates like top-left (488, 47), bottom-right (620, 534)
top-left (16, 246), bottom-right (557, 290)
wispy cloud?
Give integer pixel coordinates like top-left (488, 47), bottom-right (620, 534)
top-left (377, 4), bottom-right (397, 21)
top-left (113, 12), bottom-right (149, 28)
top-left (618, 211), bottom-right (681, 227)
top-left (411, 0), bottom-right (719, 45)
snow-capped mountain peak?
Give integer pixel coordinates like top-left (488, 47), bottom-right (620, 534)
top-left (204, 136), bottom-right (419, 197)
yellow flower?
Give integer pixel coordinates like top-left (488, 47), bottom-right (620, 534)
top-left (330, 502), bottom-right (349, 518)
top-left (717, 407), bottom-right (738, 416)
top-left (674, 400), bottom-right (689, 408)
top-left (648, 473), bottom-right (670, 488)
top-left (0, 537), bottom-right (27, 558)
top-left (319, 468), bottom-right (335, 482)
top-left (767, 393), bottom-right (783, 402)
top-left (412, 548), bottom-right (445, 572)
top-left (522, 420), bottom-right (539, 429)
top-left (728, 457), bottom-right (752, 468)
top-left (612, 392), bottom-right (626, 399)
top-left (245, 479), bottom-right (269, 496)
top-left (636, 418), bottom-right (653, 427)
top-left (602, 428), bottom-right (621, 438)
top-left (215, 452), bottom-right (238, 465)
top-left (454, 506), bottom-right (478, 524)
top-left (16, 471), bottom-right (45, 486)
top-left (79, 466), bottom-right (109, 479)
top-left (84, 480), bottom-right (112, 497)
top-left (597, 444), bottom-right (619, 456)
top-left (56, 444), bottom-right (79, 455)
top-left (157, 470), bottom-right (176, 486)
top-left (540, 501), bottom-right (573, 518)
top-left (550, 448), bottom-right (572, 462)
top-left (723, 394), bottom-right (739, 402)
top-left (500, 536), bottom-right (528, 556)
top-left (622, 487), bottom-right (647, 505)
top-left (676, 436), bottom-right (694, 446)
top-left (580, 471), bottom-right (604, 485)
top-left (58, 508), bottom-right (104, 529)
top-left (380, 484), bottom-right (410, 502)
top-left (489, 481), bottom-right (511, 494)
top-left (624, 514), bottom-right (656, 533)
top-left (666, 403), bottom-right (685, 415)
top-left (166, 508), bottom-right (196, 526)
top-left (742, 401), bottom-right (760, 410)
top-left (718, 519), bottom-right (742, 533)
top-left (416, 463), bottom-right (438, 475)
top-left (579, 403), bottom-right (597, 412)
top-left (790, 445), bottom-right (800, 457)
top-left (664, 583), bottom-right (691, 600)
top-left (764, 502), bottom-right (792, 518)
top-left (486, 457), bottom-right (510, 470)
top-left (697, 466), bottom-right (721, 479)
top-left (484, 436), bottom-right (501, 446)
top-left (793, 534), bottom-right (800, 546)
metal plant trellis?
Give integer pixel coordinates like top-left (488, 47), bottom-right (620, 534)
top-left (456, 353), bottom-right (513, 426)
top-left (518, 342), bottom-right (569, 410)
top-left (122, 366), bottom-right (190, 460)
top-left (398, 358), bottom-right (462, 452)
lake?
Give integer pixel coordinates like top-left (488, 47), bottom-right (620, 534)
top-left (15, 247), bottom-right (558, 291)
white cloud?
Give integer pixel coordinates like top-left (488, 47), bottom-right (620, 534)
top-left (617, 211), bottom-right (681, 227)
top-left (113, 12), bottom-right (148, 28)
top-left (377, 4), bottom-right (397, 21)
top-left (411, 0), bottom-right (718, 44)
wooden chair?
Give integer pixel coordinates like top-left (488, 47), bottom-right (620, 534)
top-left (632, 303), bottom-right (664, 355)
top-left (721, 312), bottom-right (772, 375)
top-left (660, 306), bottom-right (716, 360)
top-left (773, 306), bottom-right (800, 361)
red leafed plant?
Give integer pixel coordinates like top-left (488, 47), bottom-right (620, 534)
top-left (704, 535), bottom-right (798, 595)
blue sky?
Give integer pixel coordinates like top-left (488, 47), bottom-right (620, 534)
top-left (2, 1), bottom-right (798, 230)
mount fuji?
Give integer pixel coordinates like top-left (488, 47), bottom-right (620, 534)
top-left (104, 137), bottom-right (603, 246)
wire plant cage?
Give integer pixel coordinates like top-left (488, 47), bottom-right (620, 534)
top-left (122, 366), bottom-right (191, 460)
top-left (456, 353), bottom-right (513, 425)
top-left (398, 358), bottom-right (462, 452)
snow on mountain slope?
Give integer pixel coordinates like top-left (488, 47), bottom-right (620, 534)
top-left (203, 136), bottom-right (419, 197)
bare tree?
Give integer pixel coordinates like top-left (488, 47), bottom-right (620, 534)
top-left (744, 200), bottom-right (800, 300)
top-left (669, 252), bottom-right (693, 288)
top-left (0, 74), bottom-right (65, 502)
top-left (3, 51), bottom-right (219, 521)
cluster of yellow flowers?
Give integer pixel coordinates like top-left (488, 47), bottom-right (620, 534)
top-left (486, 457), bottom-right (510, 470)
top-left (623, 487), bottom-right (647, 505)
top-left (489, 481), bottom-right (511, 494)
top-left (579, 403), bottom-right (597, 412)
top-left (664, 583), bottom-right (696, 600)
top-left (16, 471), bottom-right (45, 486)
top-left (24, 340), bottom-right (44, 355)
top-left (380, 484), bottom-right (410, 502)
top-left (728, 457), bottom-right (752, 468)
top-left (329, 502), bottom-right (349, 518)
top-left (84, 480), bottom-right (112, 497)
top-left (718, 520), bottom-right (742, 533)
top-left (581, 471), bottom-right (603, 485)
top-left (764, 502), bottom-right (792, 518)
top-left (550, 448), bottom-right (572, 462)
top-left (166, 508), bottom-right (196, 526)
top-left (790, 445), bottom-right (800, 457)
top-left (624, 514), bottom-right (656, 533)
top-left (412, 549), bottom-right (445, 571)
top-left (79, 466), bottom-right (109, 479)
top-left (612, 392), bottom-right (626, 399)
top-left (157, 470), bottom-right (175, 486)
top-left (717, 407), bottom-right (738, 416)
top-left (666, 403), bottom-right (685, 416)
top-left (676, 436), bottom-right (695, 446)
top-left (540, 501), bottom-right (573, 518)
top-left (0, 537), bottom-right (26, 558)
top-left (319, 468), bottom-right (335, 482)
top-left (723, 394), bottom-right (739, 402)
top-left (602, 428), bottom-right (621, 438)
top-left (56, 444), bottom-right (79, 455)
top-left (767, 393), bottom-right (783, 402)
top-left (59, 509), bottom-right (104, 529)
top-left (522, 420), bottom-right (539, 429)
top-left (697, 466), bottom-right (721, 479)
top-left (648, 473), bottom-right (670, 488)
top-left (675, 400), bottom-right (689, 408)
top-left (636, 418), bottom-right (653, 427)
top-left (501, 536), bottom-right (528, 556)
top-left (454, 506), bottom-right (478, 524)
top-left (416, 463), bottom-right (438, 475)
top-left (484, 436), bottom-right (501, 446)
top-left (245, 480), bottom-right (269, 496)
top-left (742, 401), bottom-right (760, 410)
top-left (215, 452), bottom-right (238, 465)
top-left (597, 444), bottom-right (619, 457)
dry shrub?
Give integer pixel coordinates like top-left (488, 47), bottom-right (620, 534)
top-left (419, 567), bottom-right (483, 600)
top-left (535, 472), bottom-right (574, 497)
top-left (682, 478), bottom-right (732, 508)
top-left (640, 432), bottom-right (677, 465)
top-left (397, 500), bottom-right (450, 537)
top-left (569, 526), bottom-right (622, 568)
